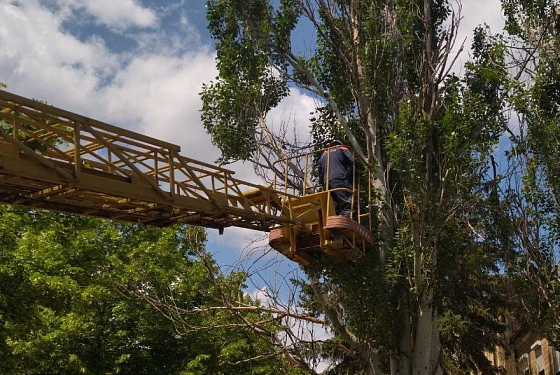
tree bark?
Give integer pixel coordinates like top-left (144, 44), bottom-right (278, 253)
top-left (412, 292), bottom-right (439, 375)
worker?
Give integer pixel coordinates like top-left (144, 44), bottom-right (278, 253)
top-left (318, 140), bottom-right (354, 217)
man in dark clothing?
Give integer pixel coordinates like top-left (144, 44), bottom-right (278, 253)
top-left (318, 140), bottom-right (354, 217)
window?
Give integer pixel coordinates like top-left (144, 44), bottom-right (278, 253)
top-left (519, 353), bottom-right (530, 375)
top-left (532, 341), bottom-right (545, 375)
top-left (535, 345), bottom-right (543, 358)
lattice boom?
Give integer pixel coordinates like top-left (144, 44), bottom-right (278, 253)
top-left (0, 90), bottom-right (294, 231)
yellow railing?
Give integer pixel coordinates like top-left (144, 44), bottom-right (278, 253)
top-left (0, 90), bottom-right (296, 231)
top-left (272, 146), bottom-right (372, 226)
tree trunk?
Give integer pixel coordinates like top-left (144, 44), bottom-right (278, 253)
top-left (393, 304), bottom-right (413, 375)
top-left (411, 291), bottom-right (441, 375)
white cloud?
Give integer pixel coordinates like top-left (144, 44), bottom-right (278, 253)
top-left (451, 0), bottom-right (506, 75)
top-left (267, 87), bottom-right (317, 145)
top-left (249, 286), bottom-right (276, 306)
top-left (0, 0), bottom-right (221, 162)
top-left (206, 226), bottom-right (266, 258)
top-left (0, 1), bottom-right (119, 109)
top-left (98, 51), bottom-right (220, 161)
top-left (59, 0), bottom-right (157, 29)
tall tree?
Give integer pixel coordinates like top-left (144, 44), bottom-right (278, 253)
top-left (201, 0), bottom-right (518, 373)
top-left (496, 0), bottom-right (560, 347)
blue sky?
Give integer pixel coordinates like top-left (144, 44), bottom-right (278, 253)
top-left (0, 0), bottom-right (506, 301)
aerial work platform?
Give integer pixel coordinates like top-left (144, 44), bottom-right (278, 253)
top-left (269, 197), bottom-right (373, 265)
top-left (0, 89), bottom-right (373, 266)
top-left (267, 150), bottom-right (374, 265)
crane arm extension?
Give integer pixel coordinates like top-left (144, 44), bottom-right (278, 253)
top-left (0, 90), bottom-right (293, 231)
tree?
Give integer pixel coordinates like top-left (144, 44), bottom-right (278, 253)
top-left (199, 0), bottom-right (536, 374)
top-left (0, 207), bottom-right (296, 374)
top-left (495, 0), bottom-right (560, 348)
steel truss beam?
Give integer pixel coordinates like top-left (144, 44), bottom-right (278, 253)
top-left (0, 90), bottom-right (294, 231)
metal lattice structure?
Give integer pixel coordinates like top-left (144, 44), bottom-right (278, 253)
top-left (0, 90), bottom-right (293, 231)
top-left (0, 89), bottom-right (375, 266)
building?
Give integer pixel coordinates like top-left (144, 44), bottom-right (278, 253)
top-left (485, 328), bottom-right (560, 374)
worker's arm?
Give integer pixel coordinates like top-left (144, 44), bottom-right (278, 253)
top-left (343, 148), bottom-right (355, 186)
top-left (343, 148), bottom-right (354, 167)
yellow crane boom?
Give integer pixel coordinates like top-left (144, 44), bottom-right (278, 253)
top-left (0, 89), bottom-right (373, 266)
top-left (0, 89), bottom-right (291, 231)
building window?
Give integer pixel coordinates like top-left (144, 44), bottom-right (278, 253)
top-left (532, 341), bottom-right (545, 375)
top-left (519, 353), bottom-right (530, 375)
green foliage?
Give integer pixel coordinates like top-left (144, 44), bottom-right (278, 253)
top-left (312, 251), bottom-right (398, 354)
top-left (501, 0), bottom-right (558, 40)
top-left (0, 208), bottom-right (287, 374)
top-left (201, 0), bottom-right (299, 163)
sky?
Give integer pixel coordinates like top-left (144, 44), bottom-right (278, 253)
top-left (0, 0), bottom-right (505, 299)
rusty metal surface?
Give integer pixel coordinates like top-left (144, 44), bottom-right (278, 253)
top-left (324, 215), bottom-right (374, 245)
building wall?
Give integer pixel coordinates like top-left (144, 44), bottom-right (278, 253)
top-left (486, 332), bottom-right (560, 375)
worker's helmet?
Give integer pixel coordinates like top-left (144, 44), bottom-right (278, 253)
top-left (329, 139), bottom-right (343, 147)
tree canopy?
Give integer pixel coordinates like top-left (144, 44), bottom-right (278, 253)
top-left (0, 208), bottom-right (299, 374)
top-left (201, 0), bottom-right (560, 373)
